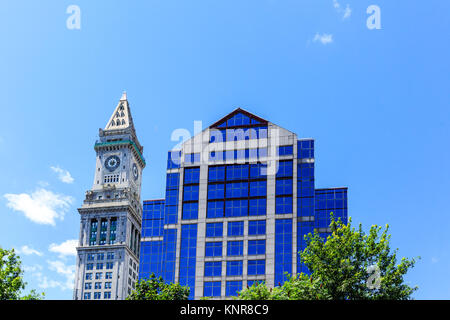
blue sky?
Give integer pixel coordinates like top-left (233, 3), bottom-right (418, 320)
top-left (0, 0), bottom-right (449, 299)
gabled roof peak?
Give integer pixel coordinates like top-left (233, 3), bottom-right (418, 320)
top-left (210, 108), bottom-right (268, 128)
top-left (104, 92), bottom-right (135, 132)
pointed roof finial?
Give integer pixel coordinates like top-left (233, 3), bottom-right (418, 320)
top-left (104, 92), bottom-right (135, 131)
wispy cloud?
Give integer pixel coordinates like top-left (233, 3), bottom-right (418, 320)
top-left (313, 33), bottom-right (333, 45)
top-left (30, 260), bottom-right (75, 291)
top-left (47, 260), bottom-right (75, 291)
top-left (35, 273), bottom-right (66, 290)
top-left (37, 181), bottom-right (50, 188)
top-left (49, 240), bottom-right (78, 258)
top-left (23, 264), bottom-right (43, 273)
top-left (4, 188), bottom-right (74, 226)
top-left (16, 245), bottom-right (43, 257)
top-left (333, 0), bottom-right (352, 20)
top-left (50, 166), bottom-right (74, 184)
top-left (343, 5), bottom-right (352, 19)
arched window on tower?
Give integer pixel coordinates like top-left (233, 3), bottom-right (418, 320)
top-left (130, 225), bottom-right (135, 250)
top-left (109, 218), bottom-right (117, 244)
top-left (134, 229), bottom-right (139, 256)
top-left (89, 219), bottom-right (98, 246)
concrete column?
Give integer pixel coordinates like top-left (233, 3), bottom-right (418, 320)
top-left (265, 124), bottom-right (277, 288)
top-left (106, 217), bottom-right (111, 245)
top-left (194, 162), bottom-right (208, 299)
top-left (96, 217), bottom-right (101, 245)
top-left (292, 134), bottom-right (298, 276)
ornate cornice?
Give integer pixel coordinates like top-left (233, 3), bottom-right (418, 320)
top-left (94, 139), bottom-right (146, 167)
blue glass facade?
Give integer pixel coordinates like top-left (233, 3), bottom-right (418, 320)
top-left (275, 219), bottom-right (292, 285)
top-left (138, 109), bottom-right (348, 299)
top-left (179, 224), bottom-right (197, 299)
top-left (139, 200), bottom-right (165, 280)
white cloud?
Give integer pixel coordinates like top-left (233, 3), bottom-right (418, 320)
top-left (50, 166), bottom-right (74, 184)
top-left (333, 0), bottom-right (340, 9)
top-left (49, 240), bottom-right (78, 257)
top-left (37, 181), bottom-right (50, 187)
top-left (34, 272), bottom-right (68, 291)
top-left (313, 33), bottom-right (333, 45)
top-left (333, 0), bottom-right (352, 20)
top-left (31, 260), bottom-right (75, 291)
top-left (47, 260), bottom-right (75, 291)
top-left (37, 275), bottom-right (64, 290)
top-left (16, 245), bottom-right (43, 257)
top-left (25, 261), bottom-right (75, 292)
top-left (4, 188), bottom-right (74, 226)
top-left (23, 264), bottom-right (43, 273)
top-left (343, 5), bottom-right (352, 19)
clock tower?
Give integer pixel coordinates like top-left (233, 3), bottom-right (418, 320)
top-left (73, 92), bottom-right (146, 300)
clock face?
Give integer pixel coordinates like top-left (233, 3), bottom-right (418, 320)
top-left (105, 155), bottom-right (120, 172)
top-left (132, 163), bottom-right (139, 180)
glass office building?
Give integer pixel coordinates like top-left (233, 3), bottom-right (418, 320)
top-left (139, 109), bottom-right (348, 299)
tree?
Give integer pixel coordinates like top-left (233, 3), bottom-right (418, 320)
top-left (300, 217), bottom-right (418, 300)
top-left (278, 273), bottom-right (330, 300)
top-left (236, 281), bottom-right (285, 300)
top-left (0, 247), bottom-right (44, 300)
top-left (127, 273), bottom-right (190, 300)
top-left (237, 275), bottom-right (330, 300)
top-left (237, 216), bottom-right (418, 300)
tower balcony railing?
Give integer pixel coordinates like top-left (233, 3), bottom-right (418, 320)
top-left (94, 139), bottom-right (146, 166)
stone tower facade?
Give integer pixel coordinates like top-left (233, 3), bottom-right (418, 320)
top-left (73, 93), bottom-right (145, 300)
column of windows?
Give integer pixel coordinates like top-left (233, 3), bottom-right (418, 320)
top-left (99, 219), bottom-right (108, 245)
top-left (275, 219), bottom-right (292, 285)
top-left (178, 224), bottom-right (197, 299)
top-left (89, 220), bottom-right (98, 246)
top-left (83, 251), bottom-right (115, 300)
top-left (275, 160), bottom-right (293, 214)
top-left (182, 167), bottom-right (200, 220)
top-left (164, 171), bottom-right (180, 224)
top-left (109, 218), bottom-right (117, 244)
top-left (206, 163), bottom-right (268, 218)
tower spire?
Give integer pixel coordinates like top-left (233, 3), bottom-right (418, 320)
top-left (74, 92), bottom-right (145, 300)
top-left (104, 91), bottom-right (135, 132)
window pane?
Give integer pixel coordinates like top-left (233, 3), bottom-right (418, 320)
top-left (249, 220), bottom-right (266, 235)
top-left (227, 221), bottom-right (244, 237)
top-left (206, 223), bottom-right (223, 237)
top-left (207, 201), bottom-right (224, 218)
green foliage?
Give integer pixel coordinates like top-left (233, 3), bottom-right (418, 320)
top-left (20, 289), bottom-right (45, 300)
top-left (0, 247), bottom-right (44, 300)
top-left (236, 275), bottom-right (330, 300)
top-left (280, 274), bottom-right (330, 300)
top-left (237, 216), bottom-right (418, 300)
top-left (301, 216), bottom-right (418, 300)
top-left (127, 273), bottom-right (190, 300)
top-left (235, 281), bottom-right (285, 300)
